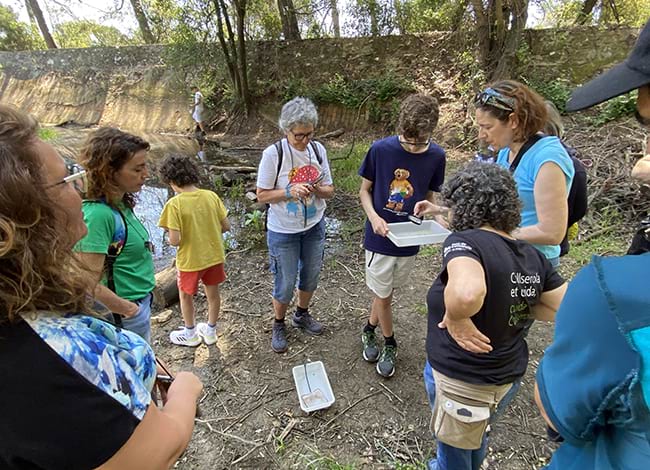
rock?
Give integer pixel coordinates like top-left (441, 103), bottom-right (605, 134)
top-left (245, 191), bottom-right (257, 201)
top-left (152, 309), bottom-right (174, 324)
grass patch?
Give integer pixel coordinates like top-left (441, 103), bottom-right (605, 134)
top-left (328, 142), bottom-right (370, 194)
top-left (38, 127), bottom-right (59, 141)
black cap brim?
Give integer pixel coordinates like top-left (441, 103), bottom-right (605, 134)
top-left (566, 61), bottom-right (650, 112)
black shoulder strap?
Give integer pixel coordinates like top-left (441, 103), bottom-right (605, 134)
top-left (509, 134), bottom-right (543, 173)
top-left (309, 140), bottom-right (323, 165)
top-left (273, 139), bottom-right (284, 189)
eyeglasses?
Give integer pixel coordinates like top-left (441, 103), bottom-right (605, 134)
top-left (290, 130), bottom-right (315, 142)
top-left (48, 164), bottom-right (88, 193)
top-left (475, 88), bottom-right (516, 112)
top-left (399, 139), bottom-right (431, 148)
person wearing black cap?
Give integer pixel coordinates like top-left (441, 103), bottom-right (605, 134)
top-left (534, 19), bottom-right (650, 470)
top-left (566, 19), bottom-right (650, 181)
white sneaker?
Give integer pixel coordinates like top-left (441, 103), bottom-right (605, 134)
top-left (197, 322), bottom-right (217, 345)
top-left (169, 327), bottom-right (202, 347)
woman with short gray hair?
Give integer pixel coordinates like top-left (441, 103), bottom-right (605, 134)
top-left (418, 162), bottom-right (566, 470)
top-left (256, 97), bottom-right (335, 353)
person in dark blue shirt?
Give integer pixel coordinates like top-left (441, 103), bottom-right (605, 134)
top-left (358, 94), bottom-right (447, 378)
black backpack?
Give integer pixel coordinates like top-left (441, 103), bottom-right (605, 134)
top-left (264, 139), bottom-right (323, 230)
top-left (509, 134), bottom-right (588, 256)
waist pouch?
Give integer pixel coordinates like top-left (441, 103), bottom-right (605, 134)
top-left (431, 368), bottom-right (512, 450)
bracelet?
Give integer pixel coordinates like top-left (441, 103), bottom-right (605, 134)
top-left (285, 186), bottom-right (292, 199)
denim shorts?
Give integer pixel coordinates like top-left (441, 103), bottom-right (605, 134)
top-left (121, 293), bottom-right (153, 344)
top-left (267, 218), bottom-right (325, 304)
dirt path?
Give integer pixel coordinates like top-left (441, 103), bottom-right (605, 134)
top-left (152, 226), bottom-right (562, 470)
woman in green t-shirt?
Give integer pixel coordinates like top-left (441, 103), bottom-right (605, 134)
top-left (76, 128), bottom-right (156, 342)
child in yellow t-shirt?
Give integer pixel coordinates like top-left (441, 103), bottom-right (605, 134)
top-left (158, 155), bottom-right (231, 346)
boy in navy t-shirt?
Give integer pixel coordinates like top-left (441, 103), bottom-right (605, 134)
top-left (358, 94), bottom-right (447, 378)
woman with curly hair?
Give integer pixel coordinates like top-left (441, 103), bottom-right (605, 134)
top-left (474, 80), bottom-right (575, 267)
top-left (76, 127), bottom-right (156, 342)
top-left (0, 105), bottom-right (202, 469)
top-left (416, 163), bottom-right (567, 470)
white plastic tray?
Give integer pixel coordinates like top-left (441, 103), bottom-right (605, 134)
top-left (292, 361), bottom-right (335, 413)
top-left (387, 220), bottom-right (450, 247)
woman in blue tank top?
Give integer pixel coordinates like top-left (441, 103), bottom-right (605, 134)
top-left (474, 80), bottom-right (574, 266)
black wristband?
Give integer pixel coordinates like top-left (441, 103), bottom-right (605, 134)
top-left (635, 109), bottom-right (650, 126)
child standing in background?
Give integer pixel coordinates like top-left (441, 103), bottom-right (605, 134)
top-left (158, 155), bottom-right (230, 346)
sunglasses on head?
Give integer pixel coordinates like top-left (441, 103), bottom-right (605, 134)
top-left (48, 163), bottom-right (88, 193)
top-left (475, 88), bottom-right (516, 112)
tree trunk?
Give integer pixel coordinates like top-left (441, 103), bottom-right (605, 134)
top-left (491, 0), bottom-right (528, 80)
top-left (470, 0), bottom-right (529, 81)
top-left (369, 0), bottom-right (379, 36)
top-left (212, 0), bottom-right (251, 114)
top-left (129, 0), bottom-right (156, 44)
top-left (330, 0), bottom-right (340, 37)
top-left (277, 0), bottom-right (301, 40)
top-left (153, 264), bottom-right (178, 307)
top-left (234, 0), bottom-right (252, 113)
top-left (26, 0), bottom-right (56, 49)
top-left (24, 0), bottom-right (36, 24)
top-left (575, 0), bottom-right (599, 25)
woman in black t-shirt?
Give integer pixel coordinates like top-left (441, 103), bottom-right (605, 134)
top-left (0, 105), bottom-right (203, 470)
top-left (414, 162), bottom-right (567, 470)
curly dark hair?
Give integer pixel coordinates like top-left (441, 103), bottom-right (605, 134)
top-left (442, 162), bottom-right (521, 233)
top-left (0, 105), bottom-right (91, 322)
top-left (396, 94), bottom-right (439, 140)
top-left (475, 80), bottom-right (548, 142)
top-left (78, 127), bottom-right (150, 209)
top-left (159, 154), bottom-right (201, 187)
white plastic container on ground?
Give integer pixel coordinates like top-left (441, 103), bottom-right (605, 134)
top-left (292, 361), bottom-right (335, 413)
top-left (387, 220), bottom-right (451, 247)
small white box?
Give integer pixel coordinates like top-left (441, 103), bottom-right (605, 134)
top-left (292, 361), bottom-right (335, 413)
top-left (387, 220), bottom-right (451, 247)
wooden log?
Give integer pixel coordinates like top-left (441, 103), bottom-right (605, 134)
top-left (208, 165), bottom-right (258, 172)
top-left (318, 128), bottom-right (345, 139)
top-left (154, 264), bottom-right (178, 307)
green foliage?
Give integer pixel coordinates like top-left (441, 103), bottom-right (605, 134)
top-left (328, 142), bottom-right (370, 194)
top-left (591, 91), bottom-right (638, 126)
top-left (312, 73), bottom-right (412, 108)
top-left (281, 74), bottom-right (412, 128)
top-left (0, 5), bottom-right (44, 51)
top-left (535, 0), bottom-right (650, 27)
top-left (54, 20), bottom-right (137, 48)
top-left (419, 245), bottom-right (440, 258)
top-left (394, 0), bottom-right (464, 33)
top-left (523, 77), bottom-right (572, 113)
top-left (246, 0), bottom-right (283, 39)
top-left (244, 209), bottom-right (264, 231)
top-left (37, 128), bottom-right (59, 142)
top-left (454, 50), bottom-right (485, 98)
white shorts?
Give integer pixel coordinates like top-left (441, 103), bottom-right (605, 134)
top-left (192, 109), bottom-right (203, 123)
top-left (365, 250), bottom-right (416, 299)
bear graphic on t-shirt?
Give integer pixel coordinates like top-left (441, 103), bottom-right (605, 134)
top-left (386, 168), bottom-right (414, 212)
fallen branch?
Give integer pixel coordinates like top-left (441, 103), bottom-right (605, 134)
top-left (323, 390), bottom-right (382, 429)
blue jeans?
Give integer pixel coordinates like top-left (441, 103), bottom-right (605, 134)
top-left (121, 293), bottom-right (152, 343)
top-left (423, 361), bottom-right (521, 470)
top-left (267, 218), bottom-right (325, 304)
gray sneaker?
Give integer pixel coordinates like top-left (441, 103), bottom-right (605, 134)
top-left (361, 330), bottom-right (380, 362)
top-left (271, 322), bottom-right (288, 353)
top-left (376, 344), bottom-right (397, 378)
top-left (291, 311), bottom-right (323, 335)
